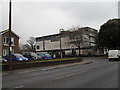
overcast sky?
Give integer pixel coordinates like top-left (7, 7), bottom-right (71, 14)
top-left (0, 0), bottom-right (119, 44)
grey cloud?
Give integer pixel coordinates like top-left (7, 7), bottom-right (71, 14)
top-left (1, 2), bottom-right (118, 44)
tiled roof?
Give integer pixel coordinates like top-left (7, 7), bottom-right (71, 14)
top-left (0, 29), bottom-right (20, 38)
top-left (0, 29), bottom-right (9, 35)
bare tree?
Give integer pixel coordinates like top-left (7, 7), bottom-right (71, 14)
top-left (19, 43), bottom-right (24, 51)
top-left (65, 27), bottom-right (83, 57)
top-left (19, 43), bottom-right (31, 52)
top-left (25, 37), bottom-right (36, 52)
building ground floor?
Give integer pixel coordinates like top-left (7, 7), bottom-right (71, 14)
top-left (36, 46), bottom-right (101, 58)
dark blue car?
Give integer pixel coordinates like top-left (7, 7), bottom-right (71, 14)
top-left (37, 53), bottom-right (52, 60)
top-left (5, 53), bottom-right (28, 61)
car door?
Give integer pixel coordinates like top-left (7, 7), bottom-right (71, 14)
top-left (12, 54), bottom-right (17, 61)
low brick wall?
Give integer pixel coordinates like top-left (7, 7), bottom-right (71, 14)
top-left (2, 58), bottom-right (82, 71)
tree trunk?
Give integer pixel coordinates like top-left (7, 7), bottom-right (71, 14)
top-left (78, 47), bottom-right (80, 57)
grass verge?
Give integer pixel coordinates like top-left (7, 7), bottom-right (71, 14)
top-left (2, 57), bottom-right (80, 65)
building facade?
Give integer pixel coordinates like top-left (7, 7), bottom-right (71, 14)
top-left (35, 27), bottom-right (98, 57)
top-left (0, 30), bottom-right (20, 57)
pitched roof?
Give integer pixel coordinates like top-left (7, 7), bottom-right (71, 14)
top-left (0, 29), bottom-right (20, 38)
top-left (0, 29), bottom-right (8, 35)
top-left (36, 33), bottom-right (60, 39)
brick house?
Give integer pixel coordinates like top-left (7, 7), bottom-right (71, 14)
top-left (0, 29), bottom-right (20, 57)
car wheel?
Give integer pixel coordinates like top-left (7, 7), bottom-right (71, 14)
top-left (109, 59), bottom-right (112, 61)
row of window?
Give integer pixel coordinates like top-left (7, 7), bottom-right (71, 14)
top-left (36, 36), bottom-right (61, 42)
top-left (36, 34), bottom-right (95, 43)
top-left (3, 37), bottom-right (14, 44)
top-left (36, 41), bottom-right (96, 50)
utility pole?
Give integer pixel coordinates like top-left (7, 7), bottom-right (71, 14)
top-left (8, 0), bottom-right (12, 71)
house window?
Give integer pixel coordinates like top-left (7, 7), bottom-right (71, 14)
top-left (83, 34), bottom-right (89, 40)
top-left (12, 49), bottom-right (14, 53)
top-left (36, 38), bottom-right (42, 42)
top-left (3, 37), bottom-right (14, 45)
top-left (3, 49), bottom-right (9, 56)
top-left (3, 37), bottom-right (9, 44)
top-left (36, 45), bottom-right (40, 49)
top-left (11, 38), bottom-right (14, 44)
top-left (3, 49), bottom-right (14, 56)
top-left (51, 36), bottom-right (60, 42)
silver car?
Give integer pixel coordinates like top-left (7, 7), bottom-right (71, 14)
top-left (0, 56), bottom-right (7, 62)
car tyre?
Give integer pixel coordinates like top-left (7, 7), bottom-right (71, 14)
top-left (109, 59), bottom-right (112, 62)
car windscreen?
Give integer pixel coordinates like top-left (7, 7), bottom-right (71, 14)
top-left (14, 54), bottom-right (24, 57)
top-left (30, 52), bottom-right (38, 57)
top-left (45, 53), bottom-right (51, 56)
top-left (39, 53), bottom-right (50, 56)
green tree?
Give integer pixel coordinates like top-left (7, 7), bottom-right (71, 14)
top-left (98, 18), bottom-right (120, 50)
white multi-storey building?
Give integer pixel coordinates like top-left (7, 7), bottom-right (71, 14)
top-left (35, 27), bottom-right (98, 57)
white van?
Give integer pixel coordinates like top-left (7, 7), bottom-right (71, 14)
top-left (108, 50), bottom-right (120, 61)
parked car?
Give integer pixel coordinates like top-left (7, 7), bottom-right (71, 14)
top-left (0, 56), bottom-right (7, 62)
top-left (4, 53), bottom-right (28, 61)
top-left (37, 52), bottom-right (52, 59)
top-left (22, 52), bottom-right (41, 60)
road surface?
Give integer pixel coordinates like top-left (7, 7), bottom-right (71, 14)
top-left (2, 57), bottom-right (118, 89)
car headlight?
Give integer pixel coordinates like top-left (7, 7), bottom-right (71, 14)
top-left (4, 60), bottom-right (7, 62)
top-left (19, 58), bottom-right (23, 61)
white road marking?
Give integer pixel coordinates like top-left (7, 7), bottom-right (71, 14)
top-left (56, 70), bottom-right (87, 79)
top-left (19, 70), bottom-right (36, 74)
top-left (42, 67), bottom-right (57, 71)
top-left (14, 85), bottom-right (23, 88)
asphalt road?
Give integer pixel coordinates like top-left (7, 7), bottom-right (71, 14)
top-left (2, 57), bottom-right (119, 89)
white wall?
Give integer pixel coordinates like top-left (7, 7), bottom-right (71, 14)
top-left (35, 36), bottom-right (78, 51)
top-left (0, 35), bottom-right (2, 56)
top-left (35, 29), bottom-right (97, 53)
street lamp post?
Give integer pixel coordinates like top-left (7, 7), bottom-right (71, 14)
top-left (8, 0), bottom-right (12, 71)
